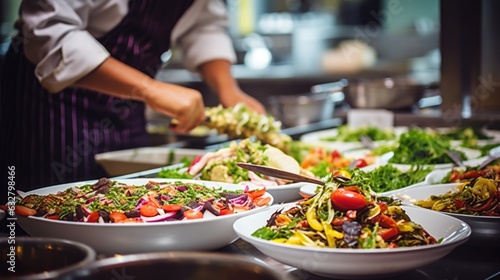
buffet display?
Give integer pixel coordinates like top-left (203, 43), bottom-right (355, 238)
top-left (4, 104), bottom-right (500, 279)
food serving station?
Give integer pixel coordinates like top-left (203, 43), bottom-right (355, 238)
top-left (3, 1), bottom-right (500, 279)
top-left (3, 103), bottom-right (500, 279)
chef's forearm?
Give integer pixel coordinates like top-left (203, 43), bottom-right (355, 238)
top-left (198, 59), bottom-right (240, 98)
top-left (74, 57), bottom-right (155, 101)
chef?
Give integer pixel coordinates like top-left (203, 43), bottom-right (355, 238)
top-left (0, 0), bottom-right (265, 191)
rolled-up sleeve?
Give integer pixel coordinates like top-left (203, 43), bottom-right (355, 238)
top-left (21, 0), bottom-right (111, 93)
top-left (173, 0), bottom-right (237, 72)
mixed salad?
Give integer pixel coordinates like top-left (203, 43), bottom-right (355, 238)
top-left (159, 138), bottom-right (304, 186)
top-left (299, 147), bottom-right (375, 178)
top-left (13, 178), bottom-right (270, 223)
top-left (252, 178), bottom-right (439, 248)
top-left (441, 164), bottom-right (500, 183)
top-left (416, 177), bottom-right (500, 216)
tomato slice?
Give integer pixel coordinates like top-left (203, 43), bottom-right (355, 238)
top-left (109, 212), bottom-right (128, 223)
top-left (86, 211), bottom-right (100, 223)
top-left (378, 227), bottom-right (399, 241)
top-left (15, 205), bottom-right (37, 216)
top-left (219, 209), bottom-right (233, 215)
top-left (330, 188), bottom-right (367, 212)
top-left (184, 209), bottom-right (203, 219)
top-left (140, 202), bottom-right (158, 217)
top-left (162, 204), bottom-right (182, 212)
top-left (46, 215), bottom-right (60, 220)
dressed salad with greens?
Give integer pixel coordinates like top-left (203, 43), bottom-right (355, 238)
top-left (416, 177), bottom-right (499, 216)
top-left (252, 178), bottom-right (439, 248)
top-left (13, 178), bottom-right (271, 223)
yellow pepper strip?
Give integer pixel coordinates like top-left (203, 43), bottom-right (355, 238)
top-left (271, 238), bottom-right (287, 243)
top-left (286, 231), bottom-right (318, 247)
top-left (397, 221), bottom-right (414, 232)
top-left (323, 221), bottom-right (343, 247)
top-left (471, 178), bottom-right (497, 199)
top-left (306, 209), bottom-right (323, 231)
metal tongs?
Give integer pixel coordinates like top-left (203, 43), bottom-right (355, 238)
top-left (478, 145), bottom-right (500, 170)
top-left (236, 162), bottom-right (350, 185)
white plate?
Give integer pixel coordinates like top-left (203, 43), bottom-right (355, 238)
top-left (16, 178), bottom-right (273, 255)
top-left (388, 183), bottom-right (500, 247)
top-left (233, 203), bottom-right (470, 279)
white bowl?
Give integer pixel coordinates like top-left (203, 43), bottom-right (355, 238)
top-left (389, 183), bottom-right (500, 247)
top-left (16, 179), bottom-right (273, 255)
top-left (233, 203), bottom-right (470, 279)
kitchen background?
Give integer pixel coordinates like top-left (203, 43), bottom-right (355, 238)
top-left (1, 0), bottom-right (499, 138)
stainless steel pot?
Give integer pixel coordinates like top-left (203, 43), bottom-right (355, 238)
top-left (268, 79), bottom-right (347, 127)
top-left (0, 237), bottom-right (96, 280)
top-left (59, 251), bottom-right (283, 280)
top-left (343, 77), bottom-right (428, 109)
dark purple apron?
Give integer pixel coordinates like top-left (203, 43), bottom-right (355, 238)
top-left (0, 0), bottom-right (194, 191)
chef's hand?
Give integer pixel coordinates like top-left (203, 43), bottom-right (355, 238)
top-left (73, 57), bottom-right (206, 134)
top-left (218, 87), bottom-right (266, 115)
top-left (143, 80), bottom-right (206, 134)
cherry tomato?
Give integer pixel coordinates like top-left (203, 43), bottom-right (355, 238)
top-left (14, 205), bottom-right (37, 216)
top-left (86, 211), bottom-right (100, 223)
top-left (140, 202), bottom-right (158, 217)
top-left (330, 150), bottom-right (341, 159)
top-left (330, 188), bottom-right (368, 212)
top-left (109, 212), bottom-right (128, 223)
top-left (354, 159), bottom-right (368, 168)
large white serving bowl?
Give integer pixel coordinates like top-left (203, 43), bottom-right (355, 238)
top-left (16, 178), bottom-right (273, 255)
top-left (233, 203), bottom-right (470, 279)
top-left (389, 183), bottom-right (500, 247)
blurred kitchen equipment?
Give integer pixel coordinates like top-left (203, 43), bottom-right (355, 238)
top-left (0, 237), bottom-right (96, 280)
top-left (343, 77), bottom-right (432, 109)
top-left (268, 80), bottom-right (346, 128)
top-left (59, 251), bottom-right (283, 280)
top-left (95, 147), bottom-right (208, 176)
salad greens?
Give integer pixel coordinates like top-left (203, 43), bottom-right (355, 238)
top-left (375, 128), bottom-right (465, 165)
top-left (346, 165), bottom-right (434, 193)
